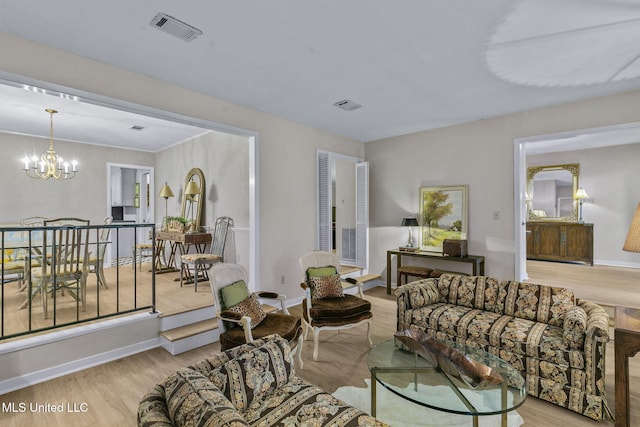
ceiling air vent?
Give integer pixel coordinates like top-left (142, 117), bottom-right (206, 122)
top-left (150, 13), bottom-right (202, 42)
top-left (334, 99), bottom-right (362, 111)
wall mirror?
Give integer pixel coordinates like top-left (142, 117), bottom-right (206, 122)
top-left (180, 167), bottom-right (206, 231)
top-left (527, 163), bottom-right (579, 221)
top-left (316, 150), bottom-right (369, 268)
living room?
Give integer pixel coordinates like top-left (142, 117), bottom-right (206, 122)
top-left (2, 2), bottom-right (640, 426)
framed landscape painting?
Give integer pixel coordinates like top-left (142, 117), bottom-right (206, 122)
top-left (419, 185), bottom-right (468, 252)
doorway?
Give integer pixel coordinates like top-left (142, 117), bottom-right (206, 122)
top-left (514, 121), bottom-right (640, 281)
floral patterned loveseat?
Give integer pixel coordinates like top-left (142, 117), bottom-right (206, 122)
top-left (138, 334), bottom-right (387, 427)
top-left (395, 274), bottom-right (610, 420)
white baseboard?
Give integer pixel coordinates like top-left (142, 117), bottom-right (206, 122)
top-left (0, 337), bottom-right (160, 395)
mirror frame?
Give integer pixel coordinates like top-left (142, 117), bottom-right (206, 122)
top-left (180, 167), bottom-right (206, 230)
top-left (527, 163), bottom-right (579, 221)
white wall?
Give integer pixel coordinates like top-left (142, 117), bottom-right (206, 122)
top-left (0, 32), bottom-right (364, 300)
top-left (366, 92), bottom-right (640, 284)
top-left (528, 143), bottom-right (640, 267)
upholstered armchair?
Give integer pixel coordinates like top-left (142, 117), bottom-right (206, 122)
top-left (299, 251), bottom-right (373, 361)
top-left (210, 262), bottom-right (304, 368)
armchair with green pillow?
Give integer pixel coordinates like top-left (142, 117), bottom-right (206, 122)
top-left (299, 251), bottom-right (373, 361)
top-left (210, 262), bottom-right (304, 368)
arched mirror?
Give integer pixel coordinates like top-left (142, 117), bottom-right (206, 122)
top-left (180, 167), bottom-right (206, 232)
top-left (527, 163), bottom-right (579, 221)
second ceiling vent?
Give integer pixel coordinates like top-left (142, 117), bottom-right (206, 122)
top-left (150, 13), bottom-right (202, 42)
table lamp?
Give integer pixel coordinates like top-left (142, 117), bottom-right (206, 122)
top-left (184, 180), bottom-right (200, 232)
top-left (575, 187), bottom-right (589, 223)
top-left (401, 217), bottom-right (419, 247)
top-left (623, 203), bottom-right (640, 254)
top-left (158, 182), bottom-right (174, 219)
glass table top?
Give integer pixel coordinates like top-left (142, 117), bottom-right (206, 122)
top-left (368, 338), bottom-right (527, 416)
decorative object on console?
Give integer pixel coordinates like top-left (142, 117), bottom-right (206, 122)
top-left (575, 187), bottom-right (589, 223)
top-left (442, 239), bottom-right (468, 257)
top-left (400, 216), bottom-right (419, 248)
top-left (395, 329), bottom-right (503, 389)
top-left (165, 216), bottom-right (187, 233)
top-left (22, 109), bottom-right (78, 180)
top-left (623, 202), bottom-right (640, 254)
top-left (420, 185), bottom-right (468, 253)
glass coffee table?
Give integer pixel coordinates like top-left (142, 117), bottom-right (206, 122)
top-left (368, 338), bottom-right (527, 427)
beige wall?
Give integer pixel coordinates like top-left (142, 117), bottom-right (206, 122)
top-left (0, 32), bottom-right (364, 299)
top-left (0, 132), bottom-right (154, 224)
top-left (366, 92), bottom-right (640, 283)
top-left (155, 130), bottom-right (251, 271)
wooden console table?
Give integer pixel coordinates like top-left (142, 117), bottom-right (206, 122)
top-left (615, 306), bottom-right (640, 427)
top-left (386, 249), bottom-right (485, 295)
top-left (155, 231), bottom-right (211, 274)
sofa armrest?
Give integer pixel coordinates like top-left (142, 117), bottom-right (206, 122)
top-left (394, 278), bottom-right (440, 309)
top-left (578, 300), bottom-right (610, 343)
top-left (394, 278), bottom-right (439, 332)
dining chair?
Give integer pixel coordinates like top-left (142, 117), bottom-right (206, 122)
top-left (89, 217), bottom-right (112, 288)
top-left (210, 262), bottom-right (304, 368)
top-left (179, 216), bottom-right (233, 291)
top-left (21, 218), bottom-right (91, 318)
top-left (299, 250), bottom-right (373, 361)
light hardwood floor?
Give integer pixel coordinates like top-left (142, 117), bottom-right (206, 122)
top-left (1, 261), bottom-right (639, 426)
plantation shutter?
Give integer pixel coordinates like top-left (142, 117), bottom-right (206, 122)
top-left (355, 162), bottom-right (369, 269)
top-left (317, 151), bottom-right (332, 251)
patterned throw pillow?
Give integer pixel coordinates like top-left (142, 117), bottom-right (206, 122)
top-left (308, 273), bottom-right (344, 300)
top-left (226, 294), bottom-right (266, 329)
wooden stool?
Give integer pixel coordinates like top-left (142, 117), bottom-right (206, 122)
top-left (397, 266), bottom-right (433, 286)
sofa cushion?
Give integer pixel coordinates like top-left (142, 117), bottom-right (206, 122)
top-left (207, 334), bottom-right (294, 412)
top-left (219, 315), bottom-right (302, 352)
top-left (437, 274), bottom-right (500, 311)
top-left (411, 302), bottom-right (585, 368)
top-left (164, 367), bottom-right (248, 427)
top-left (496, 281), bottom-right (575, 327)
top-left (226, 294), bottom-right (266, 329)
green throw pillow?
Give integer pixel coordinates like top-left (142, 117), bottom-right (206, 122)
top-left (220, 280), bottom-right (249, 309)
top-left (306, 265), bottom-right (338, 280)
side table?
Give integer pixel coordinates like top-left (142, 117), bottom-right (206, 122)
top-left (615, 306), bottom-right (640, 427)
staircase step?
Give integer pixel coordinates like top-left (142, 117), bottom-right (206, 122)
top-left (355, 273), bottom-right (381, 283)
top-left (160, 318), bottom-right (219, 355)
top-left (159, 305), bottom-right (215, 331)
top-left (161, 318), bottom-right (218, 342)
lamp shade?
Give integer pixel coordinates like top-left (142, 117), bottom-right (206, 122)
top-left (575, 188), bottom-right (589, 199)
top-left (623, 203), bottom-right (640, 253)
top-left (158, 182), bottom-right (174, 199)
top-left (184, 180), bottom-right (200, 196)
top-left (401, 217), bottom-right (419, 227)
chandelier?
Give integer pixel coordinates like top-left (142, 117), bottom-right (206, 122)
top-left (22, 109), bottom-right (78, 180)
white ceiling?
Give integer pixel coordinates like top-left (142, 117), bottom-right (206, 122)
top-left (2, 0), bottom-right (640, 149)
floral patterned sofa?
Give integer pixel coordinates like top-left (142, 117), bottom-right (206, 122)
top-left (138, 334), bottom-right (387, 427)
top-left (395, 274), bottom-right (610, 420)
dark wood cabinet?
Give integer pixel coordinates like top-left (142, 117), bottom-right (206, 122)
top-left (526, 222), bottom-right (593, 265)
